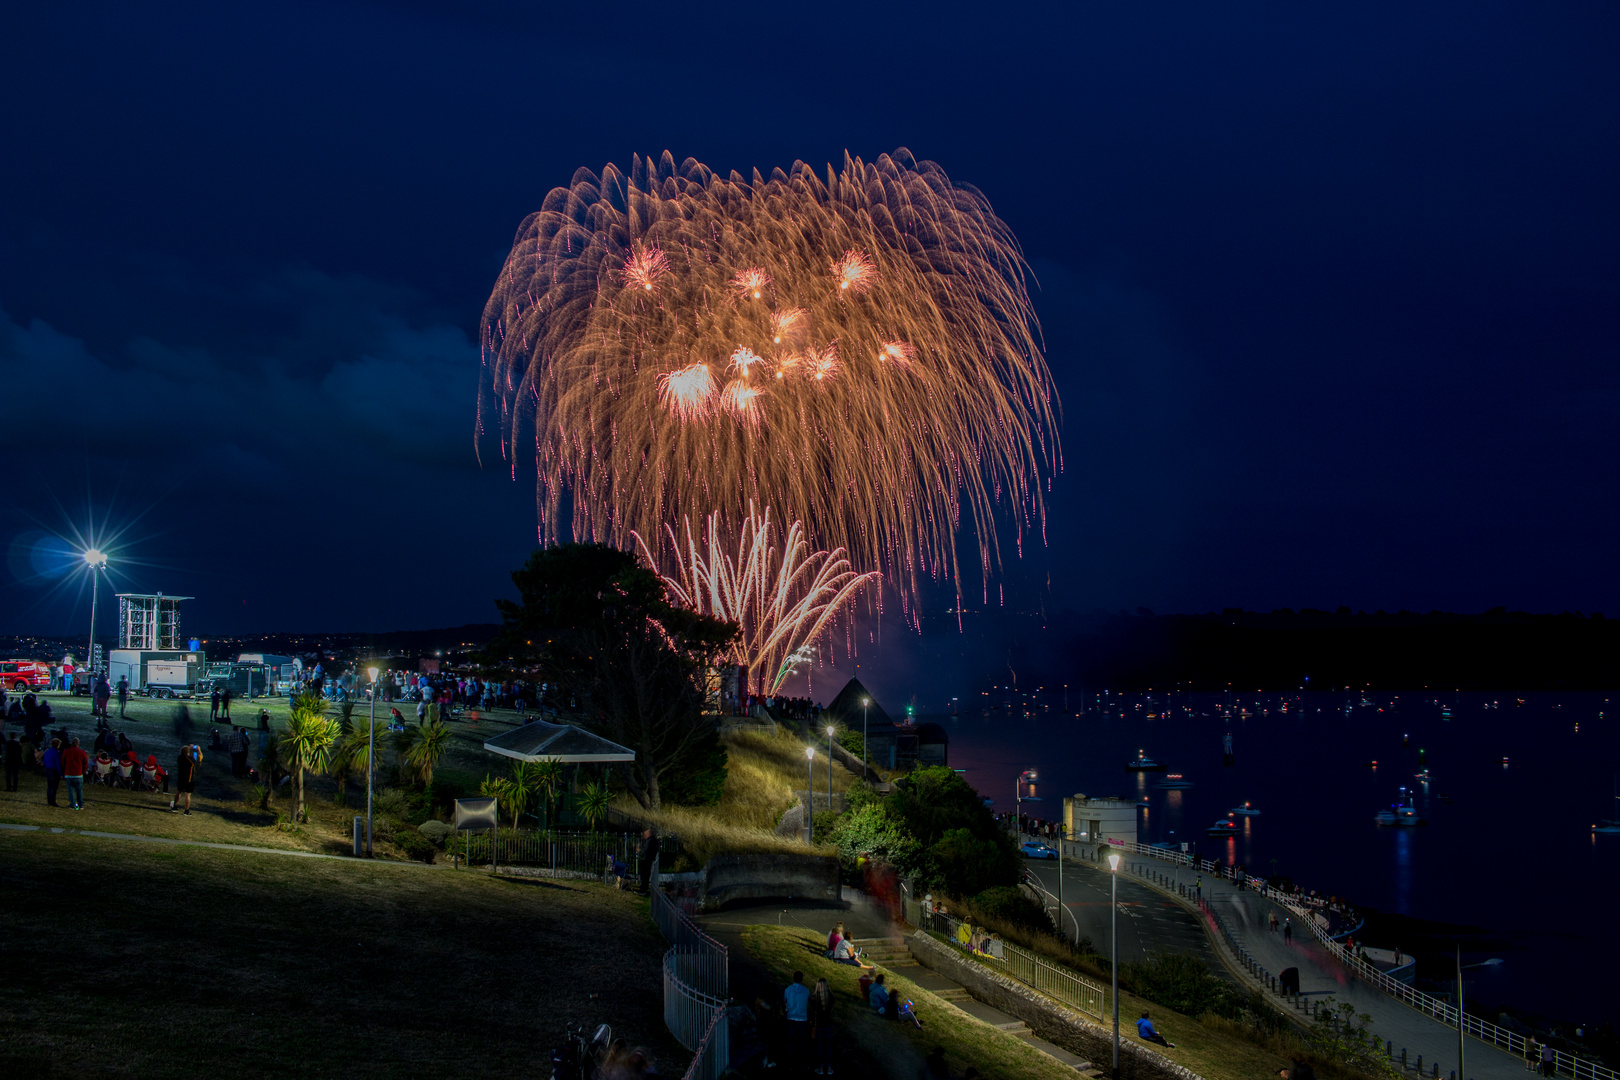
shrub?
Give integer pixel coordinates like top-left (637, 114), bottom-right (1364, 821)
top-left (836, 728), bottom-right (865, 757)
top-left (418, 819), bottom-right (453, 846)
top-left (395, 829), bottom-right (436, 863)
top-left (968, 885), bottom-right (1055, 935)
top-left (374, 787), bottom-right (408, 818)
top-left (826, 801), bottom-right (921, 877)
top-left (932, 828), bottom-right (1013, 898)
top-left (659, 728), bottom-right (728, 807)
top-left (1122, 952), bottom-right (1244, 1020)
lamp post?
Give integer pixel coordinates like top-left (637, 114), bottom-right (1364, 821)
top-left (1108, 851), bottom-right (1121, 1074)
top-left (83, 549), bottom-right (107, 684)
top-left (805, 746), bottom-right (816, 843)
top-left (366, 666), bottom-right (379, 857)
top-left (861, 696), bottom-right (870, 778)
top-left (826, 726), bottom-right (835, 810)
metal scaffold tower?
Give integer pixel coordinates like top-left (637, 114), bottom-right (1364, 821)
top-left (117, 593), bottom-right (193, 651)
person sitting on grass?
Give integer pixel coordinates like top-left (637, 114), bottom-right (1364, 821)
top-left (829, 935), bottom-right (861, 966)
top-left (955, 921), bottom-right (973, 948)
top-left (868, 973), bottom-right (890, 1015)
top-left (826, 922), bottom-right (845, 954)
top-left (1136, 1011), bottom-right (1175, 1048)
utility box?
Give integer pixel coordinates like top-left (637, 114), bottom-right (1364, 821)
top-left (1064, 793), bottom-right (1138, 846)
top-left (108, 648), bottom-right (204, 694)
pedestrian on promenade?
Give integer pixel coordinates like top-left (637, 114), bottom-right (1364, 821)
top-left (41, 738), bottom-right (63, 806)
top-left (1283, 918), bottom-right (1293, 945)
top-left (1525, 1039), bottom-right (1538, 1071)
top-left (1541, 1043), bottom-right (1555, 1077)
top-left (808, 977), bottom-right (835, 1075)
top-left (783, 971), bottom-right (810, 1062)
top-left (1269, 912), bottom-right (1280, 933)
top-left (170, 744), bottom-right (200, 815)
top-left (1195, 875), bottom-right (1202, 900)
top-left (61, 736), bottom-right (89, 810)
top-left (209, 687), bottom-right (220, 722)
top-left (4, 731), bottom-right (22, 791)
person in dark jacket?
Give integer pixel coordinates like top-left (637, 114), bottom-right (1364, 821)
top-left (4, 732), bottom-right (22, 791)
top-left (209, 687), bottom-right (220, 722)
top-left (638, 828), bottom-right (660, 892)
top-left (170, 744), bottom-right (200, 815)
top-left (41, 738), bottom-right (64, 806)
top-left (808, 978), bottom-right (835, 1075)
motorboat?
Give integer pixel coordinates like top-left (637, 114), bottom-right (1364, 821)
top-left (1155, 774), bottom-right (1194, 789)
top-left (1375, 788), bottom-right (1423, 827)
top-left (1207, 818), bottom-right (1239, 836)
top-left (1127, 753), bottom-right (1167, 771)
top-left (1230, 802), bottom-right (1261, 816)
top-left (1593, 780), bottom-right (1620, 834)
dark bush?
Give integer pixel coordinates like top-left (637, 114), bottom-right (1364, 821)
top-left (395, 829), bottom-right (436, 863)
top-left (969, 885), bottom-right (1055, 935)
top-left (1122, 952), bottom-right (1244, 1019)
top-left (659, 727), bottom-right (728, 807)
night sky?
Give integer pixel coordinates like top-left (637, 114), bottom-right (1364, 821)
top-left (3, 3), bottom-right (1616, 699)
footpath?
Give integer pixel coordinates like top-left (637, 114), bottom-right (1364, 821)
top-left (1073, 844), bottom-right (1526, 1080)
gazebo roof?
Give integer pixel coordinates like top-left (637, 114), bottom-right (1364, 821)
top-left (483, 719), bottom-right (636, 763)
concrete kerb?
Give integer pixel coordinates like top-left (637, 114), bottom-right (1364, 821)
top-left (909, 930), bottom-right (1204, 1080)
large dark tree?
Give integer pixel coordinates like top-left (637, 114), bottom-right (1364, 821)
top-left (491, 544), bottom-right (738, 810)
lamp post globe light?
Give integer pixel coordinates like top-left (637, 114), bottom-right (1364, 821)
top-left (83, 549), bottom-right (108, 684)
top-left (366, 666), bottom-right (379, 857)
top-left (1108, 851), bottom-right (1121, 1073)
top-left (805, 746), bottom-right (816, 843)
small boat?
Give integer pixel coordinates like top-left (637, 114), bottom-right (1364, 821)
top-left (1136, 800), bottom-right (1151, 808)
top-left (1127, 753), bottom-right (1167, 771)
top-left (1155, 774), bottom-right (1194, 789)
top-left (1593, 779), bottom-right (1620, 834)
top-left (1375, 788), bottom-right (1423, 827)
top-left (1207, 818), bottom-right (1239, 836)
top-left (1230, 803), bottom-right (1261, 816)
top-left (1415, 769), bottom-right (1431, 782)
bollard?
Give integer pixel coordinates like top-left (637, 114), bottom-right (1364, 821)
top-left (1432, 1065), bottom-right (1438, 1079)
top-left (353, 816), bottom-right (363, 856)
top-left (1416, 1054), bottom-right (1422, 1074)
top-left (1388, 1041), bottom-right (1394, 1058)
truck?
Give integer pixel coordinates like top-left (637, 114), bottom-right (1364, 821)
top-left (196, 662), bottom-right (280, 700)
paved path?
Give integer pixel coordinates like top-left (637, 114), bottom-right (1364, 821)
top-left (1093, 847), bottom-right (1527, 1080)
top-left (1021, 853), bottom-right (1222, 973)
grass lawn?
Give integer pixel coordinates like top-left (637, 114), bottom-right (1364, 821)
top-left (743, 924), bottom-right (1083, 1080)
top-left (940, 932), bottom-right (1293, 1080)
top-left (0, 830), bottom-right (683, 1079)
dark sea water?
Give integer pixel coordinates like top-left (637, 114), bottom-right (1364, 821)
top-left (936, 690), bottom-right (1619, 1025)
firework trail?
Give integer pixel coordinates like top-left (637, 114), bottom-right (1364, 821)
top-left (635, 506), bottom-right (878, 696)
top-left (480, 147), bottom-right (1059, 610)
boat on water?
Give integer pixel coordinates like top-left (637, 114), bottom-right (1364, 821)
top-left (1155, 774), bottom-right (1194, 789)
top-left (1230, 802), bottom-right (1261, 816)
top-left (1207, 818), bottom-right (1239, 836)
top-left (1126, 753), bottom-right (1167, 771)
top-left (1593, 779), bottom-right (1620, 834)
top-left (1375, 787), bottom-right (1423, 827)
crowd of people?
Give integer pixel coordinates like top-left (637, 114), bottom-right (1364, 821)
top-left (727, 692), bottom-right (824, 721)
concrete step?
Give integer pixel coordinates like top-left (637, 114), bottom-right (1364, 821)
top-left (934, 988), bottom-right (971, 1002)
top-left (996, 1020), bottom-right (1031, 1034)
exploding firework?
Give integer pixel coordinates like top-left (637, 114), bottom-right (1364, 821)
top-left (635, 506), bottom-right (878, 696)
top-left (480, 147), bottom-right (1059, 609)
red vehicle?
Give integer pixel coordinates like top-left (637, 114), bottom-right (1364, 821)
top-left (2, 660), bottom-right (53, 692)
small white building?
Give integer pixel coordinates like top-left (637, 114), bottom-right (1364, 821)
top-left (1064, 794), bottom-right (1138, 847)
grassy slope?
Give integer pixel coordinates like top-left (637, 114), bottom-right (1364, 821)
top-left (744, 925), bottom-right (1083, 1080)
top-left (940, 933), bottom-right (1291, 1080)
top-left (0, 830), bottom-right (681, 1079)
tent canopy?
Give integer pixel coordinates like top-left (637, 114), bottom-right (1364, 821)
top-left (483, 719), bottom-right (636, 764)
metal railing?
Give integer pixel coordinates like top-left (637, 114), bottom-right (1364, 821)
top-left (651, 865), bottom-right (729, 1080)
top-left (1115, 844), bottom-right (1617, 1080)
top-left (913, 904), bottom-right (1105, 1020)
top-left (454, 829), bottom-right (639, 878)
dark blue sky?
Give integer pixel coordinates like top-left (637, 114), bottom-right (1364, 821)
top-left (3, 2), bottom-right (1616, 696)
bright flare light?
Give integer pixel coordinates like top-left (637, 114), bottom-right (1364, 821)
top-left (635, 504), bottom-right (878, 696)
top-left (481, 148), bottom-right (1060, 610)
top-left (83, 548), bottom-right (108, 568)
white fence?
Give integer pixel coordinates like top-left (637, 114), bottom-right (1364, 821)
top-left (650, 867), bottom-right (730, 1080)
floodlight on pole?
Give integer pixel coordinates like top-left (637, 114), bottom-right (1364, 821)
top-left (1108, 851), bottom-right (1121, 1073)
top-left (83, 548), bottom-right (108, 685)
top-left (366, 666), bottom-right (380, 857)
top-left (805, 746), bottom-right (816, 844)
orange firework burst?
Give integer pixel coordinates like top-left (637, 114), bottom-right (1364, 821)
top-left (621, 245), bottom-right (669, 292)
top-left (831, 249), bottom-right (876, 294)
top-left (480, 148), bottom-right (1060, 611)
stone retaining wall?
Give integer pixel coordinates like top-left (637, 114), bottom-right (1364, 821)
top-left (908, 931), bottom-right (1205, 1080)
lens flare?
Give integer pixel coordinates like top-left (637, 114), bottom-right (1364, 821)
top-left (480, 147), bottom-right (1060, 610)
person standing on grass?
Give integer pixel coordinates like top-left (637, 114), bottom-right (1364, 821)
top-left (210, 686), bottom-right (220, 722)
top-left (4, 731), bottom-right (21, 791)
top-left (230, 726), bottom-right (250, 777)
top-left (61, 736), bottom-right (89, 810)
top-left (116, 675), bottom-right (128, 719)
top-left (171, 743), bottom-right (200, 815)
top-left (219, 688), bottom-right (232, 724)
top-left (808, 977), bottom-right (835, 1076)
top-left (783, 971), bottom-right (810, 1063)
top-left (41, 738), bottom-right (63, 806)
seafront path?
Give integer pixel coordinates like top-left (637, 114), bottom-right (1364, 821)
top-left (1023, 840), bottom-right (1529, 1080)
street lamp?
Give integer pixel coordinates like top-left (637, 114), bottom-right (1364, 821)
top-left (1108, 851), bottom-right (1121, 1074)
top-left (83, 549), bottom-right (107, 686)
top-left (366, 665), bottom-right (379, 857)
top-left (805, 746), bottom-right (816, 843)
top-left (861, 696), bottom-right (870, 778)
top-left (826, 725), bottom-right (835, 810)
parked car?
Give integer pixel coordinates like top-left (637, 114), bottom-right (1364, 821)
top-left (1020, 840), bottom-right (1059, 860)
top-left (1, 660), bottom-right (53, 692)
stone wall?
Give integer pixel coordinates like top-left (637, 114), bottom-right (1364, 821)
top-left (908, 931), bottom-right (1205, 1080)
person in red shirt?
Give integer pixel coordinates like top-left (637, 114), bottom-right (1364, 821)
top-left (143, 753), bottom-right (169, 793)
top-left (60, 737), bottom-right (90, 810)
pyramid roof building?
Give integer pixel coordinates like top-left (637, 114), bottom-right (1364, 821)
top-left (823, 677), bottom-right (895, 727)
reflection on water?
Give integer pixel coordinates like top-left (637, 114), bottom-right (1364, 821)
top-left (1392, 828), bottom-right (1413, 914)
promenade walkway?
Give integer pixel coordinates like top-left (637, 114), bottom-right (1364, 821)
top-left (1058, 842), bottom-right (1527, 1080)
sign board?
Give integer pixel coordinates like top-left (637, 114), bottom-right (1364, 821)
top-left (453, 797), bottom-right (498, 832)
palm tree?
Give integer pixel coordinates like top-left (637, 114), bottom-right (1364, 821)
top-left (480, 773), bottom-right (527, 829)
top-left (514, 757), bottom-right (565, 829)
top-left (280, 694), bottom-right (340, 823)
top-left (578, 779), bottom-right (611, 833)
top-left (404, 718), bottom-right (451, 785)
top-left (332, 714), bottom-right (383, 792)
